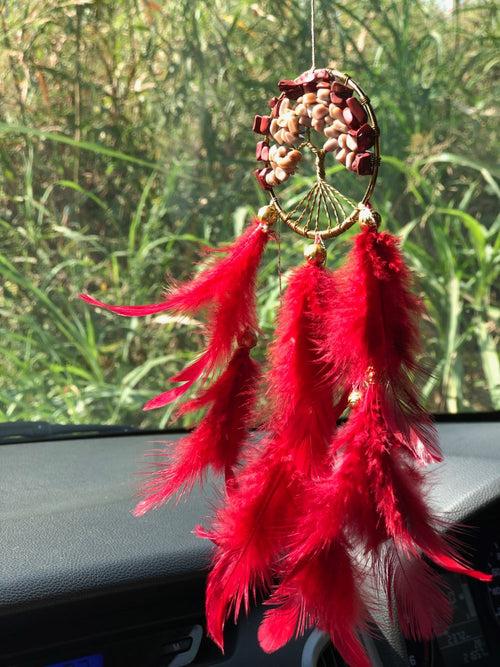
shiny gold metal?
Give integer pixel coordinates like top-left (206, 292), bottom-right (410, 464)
top-left (304, 242), bottom-right (327, 265)
top-left (257, 203), bottom-right (279, 226)
top-left (348, 388), bottom-right (362, 406)
top-left (237, 328), bottom-right (258, 349)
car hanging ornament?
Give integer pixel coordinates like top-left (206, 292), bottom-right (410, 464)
top-left (79, 3), bottom-right (491, 665)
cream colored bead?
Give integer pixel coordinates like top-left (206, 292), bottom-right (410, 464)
top-left (265, 170), bottom-right (279, 186)
top-left (346, 134), bottom-right (358, 151)
top-left (335, 148), bottom-right (347, 164)
top-left (332, 119), bottom-right (348, 133)
top-left (329, 105), bottom-right (344, 122)
top-left (345, 151), bottom-right (356, 170)
top-left (295, 103), bottom-right (307, 116)
top-left (280, 97), bottom-right (290, 112)
top-left (270, 118), bottom-right (280, 136)
top-left (338, 133), bottom-right (347, 149)
top-left (277, 146), bottom-right (288, 157)
top-left (324, 125), bottom-right (339, 139)
top-left (287, 116), bottom-right (299, 134)
top-left (274, 128), bottom-right (285, 145)
top-left (317, 88), bottom-right (331, 103)
top-left (303, 92), bottom-right (317, 105)
top-left (312, 104), bottom-right (329, 120)
top-left (298, 115), bottom-right (312, 127)
top-left (312, 118), bottom-right (325, 133)
top-left (274, 166), bottom-right (288, 182)
top-left (323, 137), bottom-right (339, 153)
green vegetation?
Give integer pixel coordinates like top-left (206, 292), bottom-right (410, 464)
top-left (0, 0), bottom-right (498, 427)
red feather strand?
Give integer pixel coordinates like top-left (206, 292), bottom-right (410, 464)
top-left (258, 541), bottom-right (370, 667)
top-left (326, 225), bottom-right (442, 464)
top-left (202, 261), bottom-right (345, 651)
top-left (133, 344), bottom-right (261, 517)
top-left (81, 207), bottom-right (491, 662)
top-left (258, 226), bottom-right (490, 663)
top-left (80, 218), bottom-right (271, 410)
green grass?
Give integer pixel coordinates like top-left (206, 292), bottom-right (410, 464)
top-left (0, 0), bottom-right (498, 427)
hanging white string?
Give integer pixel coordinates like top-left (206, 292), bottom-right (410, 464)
top-left (310, 0), bottom-right (316, 70)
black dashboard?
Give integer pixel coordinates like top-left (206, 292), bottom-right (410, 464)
top-left (1, 419), bottom-right (499, 667)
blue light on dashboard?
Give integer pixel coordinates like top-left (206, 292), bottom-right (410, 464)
top-left (45, 654), bottom-right (104, 667)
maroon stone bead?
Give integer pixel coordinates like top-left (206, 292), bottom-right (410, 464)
top-left (343, 107), bottom-right (361, 130)
top-left (252, 115), bottom-right (262, 133)
top-left (296, 70), bottom-right (316, 84)
top-left (332, 82), bottom-right (353, 99)
top-left (253, 114), bottom-right (271, 134)
top-left (330, 93), bottom-right (348, 108)
top-left (278, 79), bottom-right (304, 99)
top-left (260, 115), bottom-right (271, 133)
top-left (270, 93), bottom-right (285, 118)
top-left (255, 140), bottom-right (269, 161)
top-left (317, 81), bottom-right (331, 89)
top-left (346, 97), bottom-right (367, 124)
top-left (354, 123), bottom-right (376, 151)
top-left (314, 68), bottom-right (331, 82)
top-left (303, 79), bottom-right (318, 93)
top-left (351, 152), bottom-right (374, 175)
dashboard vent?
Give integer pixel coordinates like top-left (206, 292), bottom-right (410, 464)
top-left (317, 641), bottom-right (344, 667)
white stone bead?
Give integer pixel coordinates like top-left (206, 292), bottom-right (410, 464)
top-left (265, 170), bottom-right (279, 186)
top-left (345, 151), bottom-right (356, 170)
top-left (324, 125), bottom-right (339, 138)
top-left (329, 104), bottom-right (344, 122)
top-left (335, 148), bottom-right (347, 164)
top-left (332, 119), bottom-right (348, 133)
top-left (274, 166), bottom-right (288, 182)
top-left (323, 137), bottom-right (339, 153)
top-left (317, 88), bottom-right (331, 103)
top-left (346, 134), bottom-right (358, 151)
top-left (312, 104), bottom-right (329, 120)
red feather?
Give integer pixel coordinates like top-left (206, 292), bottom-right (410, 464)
top-left (204, 453), bottom-right (290, 650)
top-left (385, 548), bottom-right (452, 641)
top-left (133, 346), bottom-right (261, 516)
top-left (202, 261), bottom-right (344, 650)
top-left (80, 219), bottom-right (271, 410)
top-left (353, 386), bottom-right (491, 584)
top-left (327, 226), bottom-right (441, 464)
top-left (258, 541), bottom-right (370, 667)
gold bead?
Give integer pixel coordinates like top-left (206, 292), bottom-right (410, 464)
top-left (304, 242), bottom-right (327, 265)
top-left (257, 204), bottom-right (278, 226)
top-left (358, 205), bottom-right (381, 229)
top-left (237, 328), bottom-right (258, 349)
top-left (348, 388), bottom-right (362, 406)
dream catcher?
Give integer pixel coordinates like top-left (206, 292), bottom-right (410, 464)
top-left (80, 5), bottom-right (491, 666)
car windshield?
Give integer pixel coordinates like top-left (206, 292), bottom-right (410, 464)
top-left (0, 1), bottom-right (498, 441)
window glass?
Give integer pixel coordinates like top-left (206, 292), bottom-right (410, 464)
top-left (0, 1), bottom-right (498, 432)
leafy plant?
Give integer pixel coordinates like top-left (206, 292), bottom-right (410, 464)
top-left (0, 0), bottom-right (498, 427)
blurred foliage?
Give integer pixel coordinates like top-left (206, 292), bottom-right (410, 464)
top-left (0, 0), bottom-right (498, 428)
